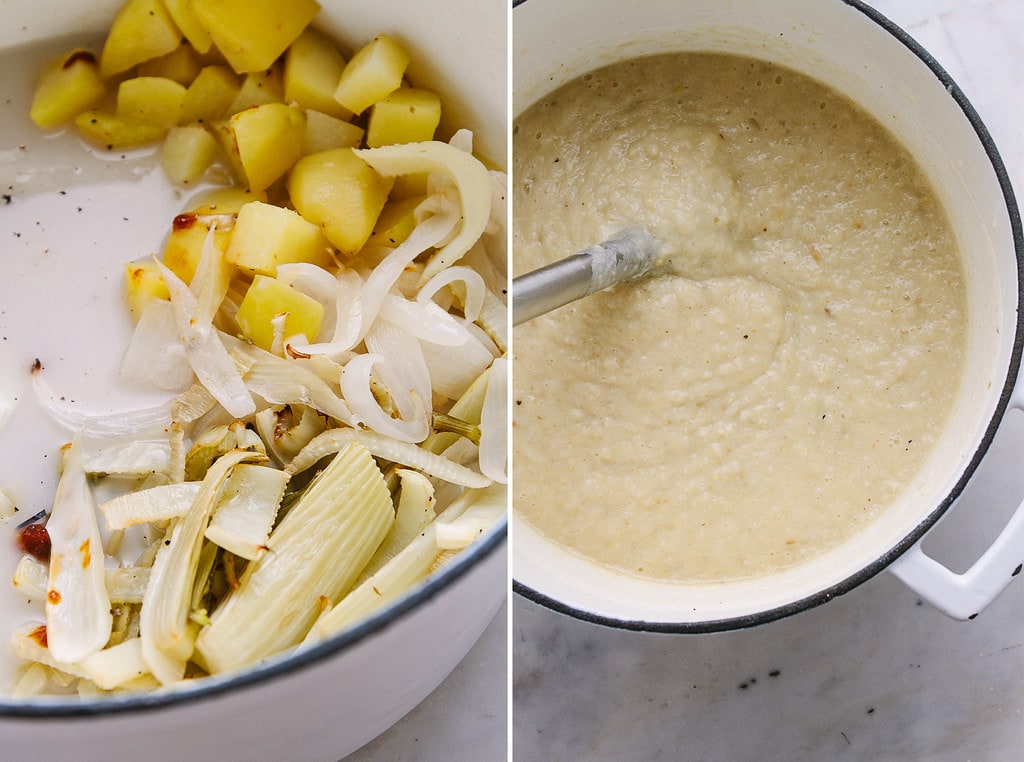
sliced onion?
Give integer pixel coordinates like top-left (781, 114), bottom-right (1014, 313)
top-left (356, 203), bottom-right (459, 342)
top-left (417, 265), bottom-right (486, 322)
top-left (154, 258), bottom-right (254, 419)
top-left (448, 128), bottom-right (473, 154)
top-left (285, 427), bottom-right (491, 489)
top-left (98, 481), bottom-right (202, 531)
top-left (121, 300), bottom-right (194, 392)
top-left (81, 437), bottom-right (171, 477)
top-left (31, 368), bottom-right (172, 437)
top-left (477, 357), bottom-right (507, 483)
top-left (341, 353), bottom-right (428, 442)
top-left (285, 268), bottom-right (365, 356)
top-left (380, 294), bottom-right (467, 347)
top-left (45, 437), bottom-right (111, 664)
top-left (356, 140), bottom-right (492, 284)
top-left (242, 348), bottom-right (356, 426)
top-left (275, 263), bottom-right (340, 342)
top-left (365, 321), bottom-right (431, 424)
top-left (190, 222), bottom-right (232, 327)
top-left (419, 328), bottom-right (494, 400)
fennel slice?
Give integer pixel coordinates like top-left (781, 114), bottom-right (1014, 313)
top-left (421, 364), bottom-right (491, 456)
top-left (306, 483), bottom-right (505, 642)
top-left (45, 437), bottom-right (112, 665)
top-left (354, 468), bottom-right (435, 583)
top-left (286, 427), bottom-right (490, 488)
top-left (98, 481), bottom-right (203, 531)
top-left (204, 463), bottom-right (289, 560)
top-left (9, 623), bottom-right (90, 683)
top-left (195, 441), bottom-right (394, 674)
top-left (355, 140), bottom-right (492, 284)
top-left (140, 448), bottom-right (264, 685)
top-left (78, 637), bottom-right (149, 690)
top-left (13, 557), bottom-right (150, 605)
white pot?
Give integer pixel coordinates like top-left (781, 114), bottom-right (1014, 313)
top-left (0, 1), bottom-right (507, 759)
top-left (512, 0), bottom-right (1024, 629)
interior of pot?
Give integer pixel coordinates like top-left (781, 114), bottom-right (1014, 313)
top-left (0, 0), bottom-right (507, 716)
top-left (512, 0), bottom-right (1021, 628)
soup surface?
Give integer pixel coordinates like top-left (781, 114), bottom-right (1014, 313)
top-left (512, 52), bottom-right (966, 582)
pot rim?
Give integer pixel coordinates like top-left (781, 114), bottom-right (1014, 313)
top-left (511, 0), bottom-right (1024, 632)
top-left (0, 518), bottom-right (506, 718)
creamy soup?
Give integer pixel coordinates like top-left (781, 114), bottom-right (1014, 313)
top-left (512, 53), bottom-right (966, 583)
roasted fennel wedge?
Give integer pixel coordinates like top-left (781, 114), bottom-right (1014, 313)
top-left (195, 441), bottom-right (393, 673)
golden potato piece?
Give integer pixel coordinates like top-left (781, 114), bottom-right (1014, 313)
top-left (125, 260), bottom-right (170, 319)
top-left (30, 50), bottom-right (106, 129)
top-left (75, 109), bottom-right (168, 150)
top-left (366, 87), bottom-right (441, 148)
top-left (117, 77), bottom-right (188, 127)
top-left (333, 34), bottom-right (411, 115)
top-left (371, 195), bottom-right (425, 247)
top-left (228, 69), bottom-right (286, 113)
top-left (163, 213), bottom-right (232, 285)
top-left (301, 110), bottom-right (364, 156)
top-left (100, 0), bottom-right (182, 77)
top-left (229, 102), bottom-right (306, 192)
top-left (161, 124), bottom-right (219, 185)
top-left (287, 148), bottom-right (393, 257)
top-left (236, 275), bottom-right (325, 352)
top-left (137, 44), bottom-right (204, 85)
top-left (179, 66), bottom-right (241, 125)
top-left (190, 0), bottom-right (320, 74)
top-left (225, 201), bottom-right (333, 276)
top-left (163, 0), bottom-right (214, 54)
top-left (284, 28), bottom-right (352, 121)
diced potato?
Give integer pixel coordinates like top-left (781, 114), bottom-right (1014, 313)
top-left (284, 28), bottom-right (352, 120)
top-left (190, 0), bottom-right (320, 73)
top-left (371, 195), bottom-right (424, 247)
top-left (187, 187), bottom-right (267, 215)
top-left (75, 109), bottom-right (168, 150)
top-left (302, 110), bottom-right (364, 155)
top-left (117, 77), bottom-right (188, 127)
top-left (236, 275), bottom-right (325, 352)
top-left (30, 50), bottom-right (106, 129)
top-left (100, 0), bottom-right (183, 77)
top-left (179, 66), bottom-right (241, 124)
top-left (366, 87), bottom-right (441, 148)
top-left (229, 103), bottom-right (306, 192)
top-left (125, 260), bottom-right (170, 319)
top-left (287, 148), bottom-right (393, 256)
top-left (390, 172), bottom-right (430, 200)
top-left (161, 124), bottom-right (219, 185)
top-left (137, 44), bottom-right (203, 85)
top-left (209, 119), bottom-right (246, 183)
top-left (163, 0), bottom-right (213, 53)
top-left (333, 34), bottom-right (411, 115)
top-left (162, 214), bottom-right (231, 284)
top-left (228, 69), bottom-right (286, 113)
top-left (225, 201), bottom-right (333, 276)
top-left (188, 187), bottom-right (266, 214)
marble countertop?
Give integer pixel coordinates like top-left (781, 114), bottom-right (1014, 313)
top-left (512, 1), bottom-right (1024, 760)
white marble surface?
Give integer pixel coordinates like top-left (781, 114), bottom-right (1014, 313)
top-left (512, 1), bottom-right (1024, 760)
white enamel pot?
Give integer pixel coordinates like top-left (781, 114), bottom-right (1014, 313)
top-left (0, 1), bottom-right (506, 759)
top-left (512, 0), bottom-right (1024, 630)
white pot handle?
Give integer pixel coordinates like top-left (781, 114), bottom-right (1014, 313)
top-left (889, 383), bottom-right (1024, 620)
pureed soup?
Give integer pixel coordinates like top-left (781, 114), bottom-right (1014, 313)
top-left (512, 52), bottom-right (966, 583)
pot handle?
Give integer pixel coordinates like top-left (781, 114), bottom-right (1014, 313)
top-left (888, 388), bottom-right (1024, 620)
